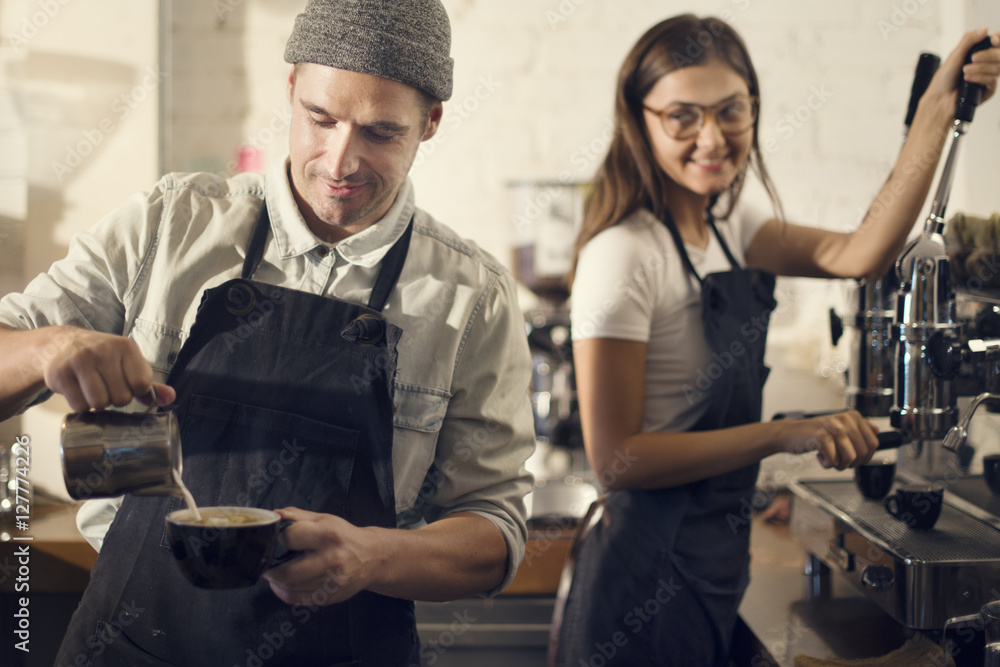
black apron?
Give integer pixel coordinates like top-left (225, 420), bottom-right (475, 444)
top-left (55, 202), bottom-right (420, 666)
top-left (559, 212), bottom-right (776, 666)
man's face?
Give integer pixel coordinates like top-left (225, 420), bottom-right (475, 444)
top-left (287, 63), bottom-right (441, 243)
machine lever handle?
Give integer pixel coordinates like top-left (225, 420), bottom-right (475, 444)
top-left (904, 52), bottom-right (941, 129)
top-left (956, 36), bottom-right (994, 123)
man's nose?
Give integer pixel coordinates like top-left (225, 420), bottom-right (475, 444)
top-left (324, 127), bottom-right (361, 180)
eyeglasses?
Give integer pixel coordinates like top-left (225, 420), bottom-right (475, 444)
top-left (644, 94), bottom-right (759, 140)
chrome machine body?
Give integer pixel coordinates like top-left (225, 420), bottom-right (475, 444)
top-left (791, 40), bottom-right (1000, 632)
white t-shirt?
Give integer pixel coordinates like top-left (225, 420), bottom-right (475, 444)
top-left (570, 204), bottom-right (771, 433)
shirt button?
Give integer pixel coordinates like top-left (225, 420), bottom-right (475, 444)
top-left (167, 351), bottom-right (178, 364)
top-left (316, 246), bottom-right (330, 258)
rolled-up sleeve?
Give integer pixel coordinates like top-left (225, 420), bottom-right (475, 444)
top-left (420, 270), bottom-right (535, 596)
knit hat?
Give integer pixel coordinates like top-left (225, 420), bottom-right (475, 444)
top-left (284, 0), bottom-right (454, 101)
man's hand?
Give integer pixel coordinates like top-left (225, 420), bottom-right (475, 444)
top-left (263, 507), bottom-right (383, 607)
top-left (39, 326), bottom-right (174, 411)
top-left (262, 507), bottom-right (508, 606)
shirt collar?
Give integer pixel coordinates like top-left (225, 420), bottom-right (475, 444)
top-left (265, 154), bottom-right (415, 268)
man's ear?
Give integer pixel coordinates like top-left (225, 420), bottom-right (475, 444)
top-left (421, 101), bottom-right (444, 142)
top-left (287, 66), bottom-right (296, 105)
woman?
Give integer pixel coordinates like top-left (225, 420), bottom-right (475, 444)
top-left (558, 14), bottom-right (1000, 666)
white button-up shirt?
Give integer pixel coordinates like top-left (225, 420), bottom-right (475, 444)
top-left (0, 157), bottom-right (535, 594)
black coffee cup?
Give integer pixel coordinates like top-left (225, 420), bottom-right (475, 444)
top-left (984, 454), bottom-right (1000, 495)
top-left (166, 506), bottom-right (297, 589)
top-left (855, 460), bottom-right (896, 500)
top-left (883, 484), bottom-right (944, 530)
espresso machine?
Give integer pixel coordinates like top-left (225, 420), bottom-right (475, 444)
top-left (789, 37), bottom-right (1000, 640)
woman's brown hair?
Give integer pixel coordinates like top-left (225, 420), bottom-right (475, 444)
top-left (565, 14), bottom-right (783, 288)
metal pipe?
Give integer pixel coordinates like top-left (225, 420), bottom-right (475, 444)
top-left (942, 392), bottom-right (1000, 452)
top-left (924, 120), bottom-right (968, 236)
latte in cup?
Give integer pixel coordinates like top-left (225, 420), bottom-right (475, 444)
top-left (166, 506), bottom-right (295, 589)
top-left (172, 507), bottom-right (273, 527)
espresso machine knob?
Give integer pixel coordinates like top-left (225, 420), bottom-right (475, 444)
top-left (861, 565), bottom-right (895, 592)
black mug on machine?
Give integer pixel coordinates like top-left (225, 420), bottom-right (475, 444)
top-left (165, 506), bottom-right (297, 589)
top-left (854, 458), bottom-right (896, 500)
top-left (883, 483), bottom-right (944, 530)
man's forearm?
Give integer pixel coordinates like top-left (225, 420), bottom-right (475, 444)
top-left (367, 512), bottom-right (508, 602)
top-left (0, 324), bottom-right (57, 420)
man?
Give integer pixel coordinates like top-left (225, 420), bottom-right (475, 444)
top-left (0, 1), bottom-right (535, 664)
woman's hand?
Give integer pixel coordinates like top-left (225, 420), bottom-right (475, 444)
top-left (772, 410), bottom-right (879, 470)
top-left (924, 27), bottom-right (1000, 109)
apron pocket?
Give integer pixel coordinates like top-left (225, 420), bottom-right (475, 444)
top-left (179, 394), bottom-right (360, 516)
top-left (86, 621), bottom-right (176, 666)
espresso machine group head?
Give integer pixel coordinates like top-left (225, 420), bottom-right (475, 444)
top-left (889, 36), bottom-right (995, 445)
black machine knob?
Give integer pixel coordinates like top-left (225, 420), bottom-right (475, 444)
top-left (861, 565), bottom-right (895, 592)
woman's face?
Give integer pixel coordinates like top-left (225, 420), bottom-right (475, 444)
top-left (642, 61), bottom-right (753, 200)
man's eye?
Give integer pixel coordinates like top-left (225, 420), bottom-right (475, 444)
top-left (310, 116), bottom-right (335, 127)
top-left (366, 130), bottom-right (396, 144)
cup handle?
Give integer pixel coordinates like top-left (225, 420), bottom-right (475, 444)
top-left (269, 519), bottom-right (302, 567)
top-left (884, 495), bottom-right (900, 519)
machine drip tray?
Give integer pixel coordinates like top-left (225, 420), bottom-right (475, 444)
top-left (798, 479), bottom-right (1000, 563)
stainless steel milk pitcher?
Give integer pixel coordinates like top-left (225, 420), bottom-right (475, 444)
top-left (61, 410), bottom-right (183, 500)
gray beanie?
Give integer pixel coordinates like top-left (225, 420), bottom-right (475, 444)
top-left (284, 0), bottom-right (454, 101)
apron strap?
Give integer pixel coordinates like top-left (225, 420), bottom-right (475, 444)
top-left (707, 213), bottom-right (743, 270)
top-left (659, 209), bottom-right (743, 284)
top-left (367, 217), bottom-right (413, 312)
top-left (242, 201), bottom-right (271, 280)
top-left (241, 199), bottom-right (414, 313)
top-left (546, 493), bottom-right (610, 667)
